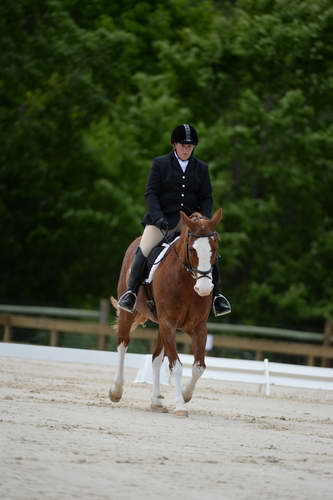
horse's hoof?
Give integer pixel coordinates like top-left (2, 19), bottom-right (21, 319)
top-left (182, 393), bottom-right (192, 403)
top-left (151, 404), bottom-right (168, 413)
top-left (174, 410), bottom-right (189, 418)
top-left (109, 389), bottom-right (122, 403)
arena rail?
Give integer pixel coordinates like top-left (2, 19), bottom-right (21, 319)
top-left (1, 343), bottom-right (333, 393)
top-left (135, 354), bottom-right (333, 393)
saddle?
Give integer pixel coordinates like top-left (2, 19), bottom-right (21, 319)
top-left (142, 232), bottom-right (180, 319)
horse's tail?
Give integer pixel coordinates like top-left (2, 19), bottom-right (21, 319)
top-left (110, 296), bottom-right (147, 333)
top-left (110, 296), bottom-right (119, 315)
top-left (110, 296), bottom-right (119, 335)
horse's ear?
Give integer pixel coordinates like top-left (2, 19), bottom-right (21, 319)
top-left (180, 211), bottom-right (196, 230)
top-left (180, 211), bottom-right (190, 225)
top-left (210, 208), bottom-right (223, 227)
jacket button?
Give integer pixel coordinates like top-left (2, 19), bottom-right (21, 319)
top-left (181, 193), bottom-right (184, 197)
top-left (182, 184), bottom-right (185, 187)
top-left (182, 176), bottom-right (185, 179)
top-left (181, 203), bottom-right (184, 206)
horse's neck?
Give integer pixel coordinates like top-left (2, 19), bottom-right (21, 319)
top-left (175, 234), bottom-right (188, 265)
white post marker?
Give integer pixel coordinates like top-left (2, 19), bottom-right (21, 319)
top-left (134, 354), bottom-right (170, 385)
top-left (205, 334), bottom-right (214, 351)
top-left (264, 357), bottom-right (270, 396)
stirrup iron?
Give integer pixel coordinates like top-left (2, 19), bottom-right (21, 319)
top-left (118, 290), bottom-right (137, 313)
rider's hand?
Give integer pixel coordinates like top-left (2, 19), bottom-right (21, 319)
top-left (155, 217), bottom-right (168, 230)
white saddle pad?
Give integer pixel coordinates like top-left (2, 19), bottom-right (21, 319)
top-left (143, 236), bottom-right (180, 284)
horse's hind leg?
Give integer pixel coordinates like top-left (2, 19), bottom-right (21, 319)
top-left (151, 333), bottom-right (168, 412)
top-left (182, 324), bottom-right (207, 403)
top-left (109, 310), bottom-right (133, 403)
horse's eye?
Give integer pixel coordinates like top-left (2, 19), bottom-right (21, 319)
top-left (189, 247), bottom-right (195, 252)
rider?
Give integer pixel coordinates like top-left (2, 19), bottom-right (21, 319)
top-left (118, 124), bottom-right (231, 317)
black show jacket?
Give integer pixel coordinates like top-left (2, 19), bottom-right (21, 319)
top-left (142, 152), bottom-right (213, 228)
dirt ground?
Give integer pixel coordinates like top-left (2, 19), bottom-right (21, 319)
top-left (1, 355), bottom-right (333, 500)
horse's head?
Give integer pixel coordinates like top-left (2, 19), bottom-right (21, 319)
top-left (180, 209), bottom-right (222, 297)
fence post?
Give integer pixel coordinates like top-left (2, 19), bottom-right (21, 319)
top-left (3, 315), bottom-right (12, 342)
top-left (322, 319), bottom-right (332, 367)
top-left (183, 343), bottom-right (191, 354)
top-left (50, 330), bottom-right (59, 347)
top-left (98, 299), bottom-right (110, 350)
top-left (308, 355), bottom-right (315, 366)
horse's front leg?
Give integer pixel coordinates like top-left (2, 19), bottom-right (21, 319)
top-left (109, 343), bottom-right (127, 402)
top-left (182, 324), bottom-right (207, 403)
top-left (160, 321), bottom-right (188, 417)
top-left (109, 311), bottom-right (131, 402)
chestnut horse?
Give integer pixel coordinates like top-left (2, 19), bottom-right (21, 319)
top-left (110, 208), bottom-right (222, 416)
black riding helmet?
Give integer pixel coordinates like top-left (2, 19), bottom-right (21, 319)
top-left (171, 124), bottom-right (199, 145)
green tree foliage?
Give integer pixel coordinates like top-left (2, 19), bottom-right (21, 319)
top-left (207, 0), bottom-right (333, 329)
top-left (0, 0), bottom-right (332, 332)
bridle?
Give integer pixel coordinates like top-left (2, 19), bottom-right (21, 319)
top-left (183, 230), bottom-right (218, 281)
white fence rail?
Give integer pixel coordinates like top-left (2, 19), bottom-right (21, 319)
top-left (1, 343), bottom-right (333, 393)
top-left (0, 342), bottom-right (143, 368)
top-left (135, 353), bottom-right (333, 392)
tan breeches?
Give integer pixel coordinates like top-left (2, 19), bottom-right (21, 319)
top-left (139, 221), bottom-right (183, 257)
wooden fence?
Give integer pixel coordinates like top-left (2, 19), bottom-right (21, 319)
top-left (1, 312), bottom-right (332, 367)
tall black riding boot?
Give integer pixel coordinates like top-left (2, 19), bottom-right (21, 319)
top-left (212, 261), bottom-right (231, 317)
top-left (118, 247), bottom-right (147, 313)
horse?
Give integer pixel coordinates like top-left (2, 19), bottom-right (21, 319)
top-left (110, 208), bottom-right (222, 417)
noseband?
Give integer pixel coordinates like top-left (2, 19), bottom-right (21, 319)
top-left (184, 230), bottom-right (218, 280)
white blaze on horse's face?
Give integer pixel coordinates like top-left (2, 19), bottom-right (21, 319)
top-left (192, 237), bottom-right (214, 296)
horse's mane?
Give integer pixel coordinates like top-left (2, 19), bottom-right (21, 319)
top-left (189, 212), bottom-right (204, 220)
